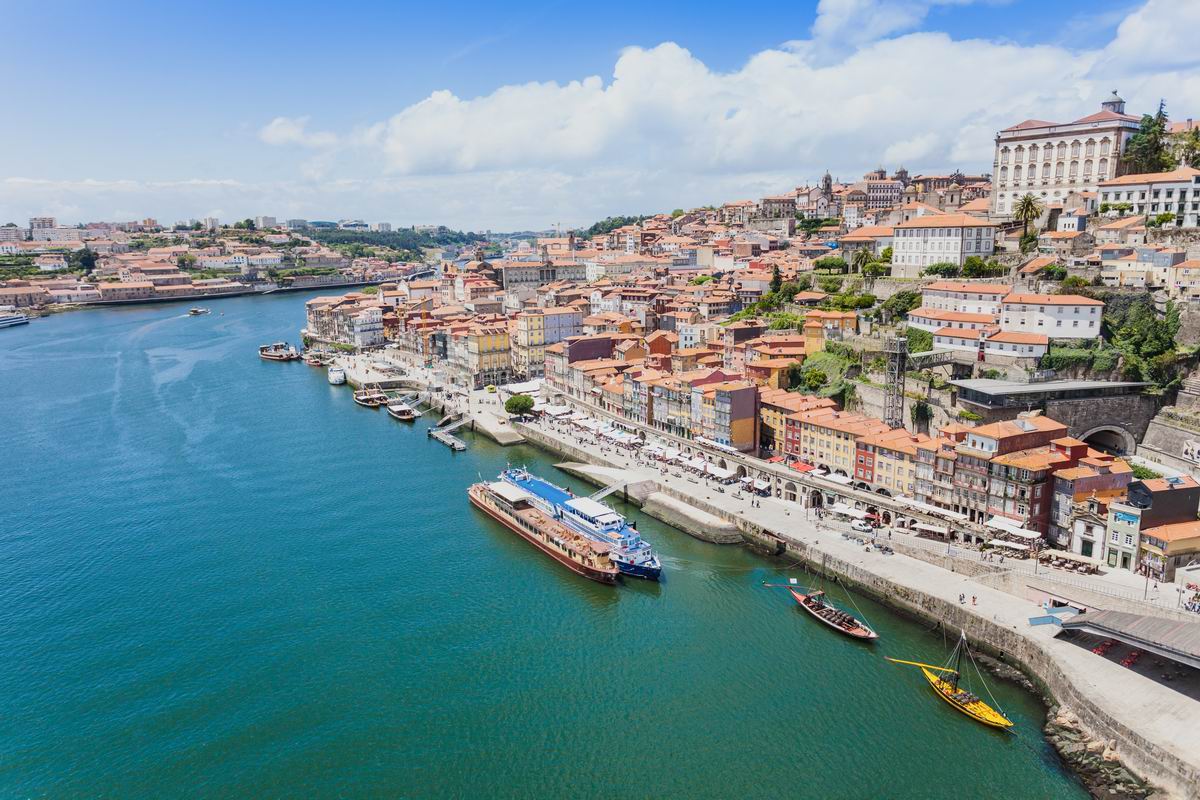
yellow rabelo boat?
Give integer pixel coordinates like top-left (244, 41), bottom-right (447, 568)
top-left (886, 632), bottom-right (1014, 730)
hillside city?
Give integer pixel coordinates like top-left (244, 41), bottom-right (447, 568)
top-left (8, 92), bottom-right (1200, 591)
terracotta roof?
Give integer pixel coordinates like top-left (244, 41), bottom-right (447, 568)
top-left (986, 331), bottom-right (1048, 345)
top-left (1001, 119), bottom-right (1058, 132)
top-left (1002, 293), bottom-right (1104, 306)
top-left (1100, 166), bottom-right (1200, 187)
top-left (924, 281), bottom-right (1011, 295)
top-left (909, 307), bottom-right (998, 324)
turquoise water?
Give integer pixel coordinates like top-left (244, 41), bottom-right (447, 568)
top-left (0, 294), bottom-right (1086, 798)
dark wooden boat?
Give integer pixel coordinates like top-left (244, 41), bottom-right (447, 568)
top-left (788, 588), bottom-right (878, 640)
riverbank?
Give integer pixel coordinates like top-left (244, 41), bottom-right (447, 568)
top-left (512, 416), bottom-right (1199, 799)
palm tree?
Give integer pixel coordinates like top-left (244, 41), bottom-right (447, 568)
top-left (851, 246), bottom-right (872, 274)
top-left (1013, 194), bottom-right (1044, 238)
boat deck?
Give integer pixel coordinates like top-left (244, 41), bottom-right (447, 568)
top-left (507, 472), bottom-right (573, 506)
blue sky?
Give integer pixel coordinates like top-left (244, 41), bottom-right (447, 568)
top-left (1, 0), bottom-right (1193, 230)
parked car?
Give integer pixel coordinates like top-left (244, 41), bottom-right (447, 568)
top-left (851, 520), bottom-right (874, 534)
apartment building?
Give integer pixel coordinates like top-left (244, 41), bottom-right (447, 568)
top-left (1098, 166), bottom-right (1200, 229)
top-left (919, 282), bottom-right (1011, 315)
top-left (999, 294), bottom-right (1103, 340)
top-left (1106, 476), bottom-right (1200, 572)
top-left (757, 389), bottom-right (836, 456)
top-left (784, 409), bottom-right (891, 476)
top-left (854, 428), bottom-right (931, 497)
top-left (891, 215), bottom-right (998, 279)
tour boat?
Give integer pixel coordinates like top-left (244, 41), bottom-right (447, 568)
top-left (468, 479), bottom-right (619, 584)
top-left (788, 587), bottom-right (879, 640)
top-left (258, 342), bottom-right (301, 361)
top-left (500, 468), bottom-right (662, 580)
top-left (353, 385), bottom-right (389, 408)
top-left (387, 401), bottom-right (419, 421)
top-left (0, 312), bottom-right (30, 329)
top-left (886, 633), bottom-right (1014, 730)
top-left (187, 307), bottom-right (211, 316)
top-left (327, 366), bottom-right (347, 385)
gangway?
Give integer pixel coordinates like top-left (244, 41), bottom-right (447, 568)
top-left (589, 479), bottom-right (630, 502)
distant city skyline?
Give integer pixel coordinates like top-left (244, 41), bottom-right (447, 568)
top-left (1, 0), bottom-right (1197, 230)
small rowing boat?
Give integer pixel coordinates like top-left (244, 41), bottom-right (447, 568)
top-left (788, 588), bottom-right (878, 640)
top-left (886, 632), bottom-right (1013, 730)
top-left (387, 401), bottom-right (418, 421)
top-left (353, 385), bottom-right (389, 408)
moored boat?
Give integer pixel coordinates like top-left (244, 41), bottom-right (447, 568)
top-left (788, 588), bottom-right (878, 640)
top-left (327, 366), bottom-right (347, 385)
top-left (468, 479), bottom-right (619, 584)
top-left (387, 401), bottom-right (418, 421)
top-left (353, 384), bottom-right (389, 408)
top-left (259, 342), bottom-right (301, 361)
top-left (500, 467), bottom-right (662, 580)
top-left (0, 312), bottom-right (31, 329)
top-left (886, 633), bottom-right (1014, 730)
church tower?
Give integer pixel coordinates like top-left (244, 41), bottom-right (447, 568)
top-left (1101, 90), bottom-right (1125, 115)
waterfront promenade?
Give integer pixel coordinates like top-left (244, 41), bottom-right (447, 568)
top-left (514, 413), bottom-right (1200, 798)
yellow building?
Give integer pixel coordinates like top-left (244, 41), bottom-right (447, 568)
top-left (788, 409), bottom-right (890, 474)
top-left (757, 388), bottom-right (836, 456)
top-left (1139, 519), bottom-right (1200, 582)
top-left (854, 427), bottom-right (931, 496)
top-left (467, 325), bottom-right (513, 388)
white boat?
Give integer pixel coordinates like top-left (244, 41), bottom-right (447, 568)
top-left (187, 307), bottom-right (211, 316)
top-left (327, 366), bottom-right (347, 385)
top-left (387, 402), bottom-right (418, 421)
top-left (0, 312), bottom-right (30, 329)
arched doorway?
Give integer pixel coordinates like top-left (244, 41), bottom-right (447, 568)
top-left (808, 489), bottom-right (823, 509)
top-left (718, 458), bottom-right (728, 470)
top-left (881, 511), bottom-right (892, 525)
top-left (1080, 425), bottom-right (1135, 455)
top-left (876, 488), bottom-right (891, 497)
top-left (735, 465), bottom-right (747, 480)
top-left (784, 481), bottom-right (797, 502)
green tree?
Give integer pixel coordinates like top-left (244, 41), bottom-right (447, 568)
top-left (879, 246), bottom-right (893, 264)
top-left (906, 326), bottom-right (933, 353)
top-left (671, 208), bottom-right (685, 218)
top-left (786, 362), bottom-right (806, 390)
top-left (922, 262), bottom-right (960, 278)
top-left (813, 256), bottom-right (848, 274)
top-left (1131, 464), bottom-right (1162, 480)
top-left (1125, 101), bottom-right (1175, 174)
top-left (1012, 193), bottom-right (1044, 239)
top-left (505, 394), bottom-right (535, 415)
top-left (75, 248), bottom-right (97, 273)
top-left (689, 274), bottom-right (714, 285)
top-left (802, 369), bottom-right (829, 391)
top-left (881, 290), bottom-right (921, 319)
top-left (862, 262), bottom-right (889, 278)
top-left (851, 247), bottom-right (872, 274)
top-left (1059, 275), bottom-right (1090, 293)
top-left (1179, 127), bottom-right (1200, 169)
top-left (769, 265), bottom-right (782, 294)
top-left (910, 399), bottom-right (933, 428)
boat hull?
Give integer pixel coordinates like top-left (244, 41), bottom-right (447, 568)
top-left (469, 487), bottom-right (618, 585)
top-left (615, 560), bottom-right (662, 581)
top-left (0, 317), bottom-right (30, 329)
top-left (788, 588), bottom-right (878, 640)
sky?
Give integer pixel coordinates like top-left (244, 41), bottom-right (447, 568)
top-left (1, 0), bottom-right (1198, 231)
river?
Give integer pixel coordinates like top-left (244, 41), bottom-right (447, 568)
top-left (0, 292), bottom-right (1086, 798)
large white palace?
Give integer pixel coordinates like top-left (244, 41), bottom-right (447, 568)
top-left (991, 92), bottom-right (1141, 216)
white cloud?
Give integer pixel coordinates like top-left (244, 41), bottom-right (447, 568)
top-left (258, 116), bottom-right (338, 148)
top-left (7, 0), bottom-right (1200, 230)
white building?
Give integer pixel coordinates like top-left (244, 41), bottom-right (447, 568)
top-left (202, 216), bottom-right (219, 230)
top-left (351, 307), bottom-right (384, 348)
top-left (0, 225), bottom-right (23, 241)
top-left (930, 327), bottom-right (1048, 358)
top-left (919, 281), bottom-right (1011, 315)
top-left (29, 216), bottom-right (56, 231)
top-left (1098, 167), bottom-right (1200, 229)
top-left (285, 219), bottom-right (308, 230)
top-left (891, 214), bottom-right (997, 278)
top-left (906, 307), bottom-right (997, 332)
top-left (999, 293), bottom-right (1104, 340)
top-left (29, 227), bottom-right (84, 242)
top-left (991, 92), bottom-right (1140, 215)
top-left (369, 222), bottom-right (392, 232)
top-left (254, 216), bottom-right (277, 230)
